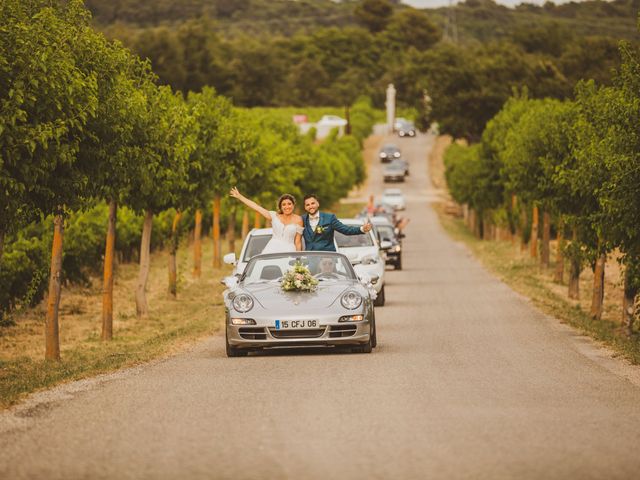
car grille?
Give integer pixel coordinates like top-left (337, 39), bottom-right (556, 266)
top-left (268, 328), bottom-right (326, 339)
top-left (329, 325), bottom-right (357, 338)
top-left (238, 327), bottom-right (267, 340)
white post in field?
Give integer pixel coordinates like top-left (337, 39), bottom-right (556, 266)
top-left (386, 83), bottom-right (396, 134)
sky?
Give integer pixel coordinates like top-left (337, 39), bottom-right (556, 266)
top-left (403, 0), bottom-right (580, 7)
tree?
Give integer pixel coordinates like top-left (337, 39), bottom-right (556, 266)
top-left (502, 99), bottom-right (573, 251)
top-left (354, 0), bottom-right (394, 33)
top-left (571, 43), bottom-right (640, 332)
top-left (0, 0), bottom-right (98, 266)
top-left (0, 0), bottom-right (102, 360)
top-left (125, 85), bottom-right (196, 317)
top-left (383, 9), bottom-right (440, 52)
top-left (74, 37), bottom-right (156, 337)
top-left (186, 87), bottom-right (237, 275)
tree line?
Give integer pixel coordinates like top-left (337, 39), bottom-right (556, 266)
top-left (0, 0), bottom-right (375, 359)
top-left (444, 41), bottom-right (640, 335)
top-left (86, 0), bottom-right (636, 142)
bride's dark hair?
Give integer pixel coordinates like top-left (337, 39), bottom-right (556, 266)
top-left (277, 194), bottom-right (296, 214)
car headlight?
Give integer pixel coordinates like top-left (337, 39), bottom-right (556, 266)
top-left (341, 290), bottom-right (363, 310)
top-left (360, 256), bottom-right (377, 265)
top-left (380, 153), bottom-right (387, 158)
top-left (232, 294), bottom-right (254, 313)
top-left (392, 245), bottom-right (401, 253)
top-left (394, 152), bottom-right (400, 157)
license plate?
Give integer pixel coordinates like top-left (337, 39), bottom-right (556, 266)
top-left (275, 319), bottom-right (319, 330)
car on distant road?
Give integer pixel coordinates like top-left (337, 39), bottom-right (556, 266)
top-left (394, 117), bottom-right (408, 131)
top-left (378, 144), bottom-right (401, 162)
top-left (222, 251), bottom-right (377, 357)
top-left (383, 161), bottom-right (406, 183)
top-left (381, 188), bottom-right (406, 210)
top-left (336, 218), bottom-right (386, 306)
top-left (389, 158), bottom-right (409, 176)
top-left (371, 217), bottom-right (403, 270)
top-left (397, 120), bottom-right (416, 137)
top-left (317, 115), bottom-right (347, 128)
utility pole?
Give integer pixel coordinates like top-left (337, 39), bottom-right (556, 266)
top-left (444, 0), bottom-right (459, 44)
top-left (386, 83), bottom-right (396, 134)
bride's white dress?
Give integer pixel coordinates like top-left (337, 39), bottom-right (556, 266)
top-left (262, 211), bottom-right (303, 253)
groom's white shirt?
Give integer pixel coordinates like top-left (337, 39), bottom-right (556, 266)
top-left (309, 213), bottom-right (320, 230)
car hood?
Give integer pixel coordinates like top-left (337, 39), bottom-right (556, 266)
top-left (338, 246), bottom-right (379, 263)
top-left (240, 281), bottom-right (356, 309)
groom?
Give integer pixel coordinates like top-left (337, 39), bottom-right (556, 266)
top-left (302, 194), bottom-right (372, 251)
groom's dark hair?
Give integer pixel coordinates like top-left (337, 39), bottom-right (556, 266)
top-left (303, 194), bottom-right (319, 202)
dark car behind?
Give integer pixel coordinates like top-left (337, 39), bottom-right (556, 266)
top-left (378, 144), bottom-right (401, 163)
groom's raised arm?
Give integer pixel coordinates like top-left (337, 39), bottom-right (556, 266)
top-left (330, 214), bottom-right (366, 236)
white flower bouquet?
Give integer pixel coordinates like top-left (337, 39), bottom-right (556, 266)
top-left (281, 261), bottom-right (318, 292)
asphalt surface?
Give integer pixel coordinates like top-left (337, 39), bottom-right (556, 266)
top-left (2, 131), bottom-right (640, 480)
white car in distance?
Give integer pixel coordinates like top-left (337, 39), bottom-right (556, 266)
top-left (381, 188), bottom-right (406, 211)
top-left (317, 115), bottom-right (347, 128)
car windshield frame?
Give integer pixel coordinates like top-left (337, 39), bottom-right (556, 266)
top-left (240, 252), bottom-right (357, 284)
top-left (376, 225), bottom-right (396, 242)
top-left (335, 230), bottom-right (375, 248)
top-left (242, 233), bottom-right (273, 262)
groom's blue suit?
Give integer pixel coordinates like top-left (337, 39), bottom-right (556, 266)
top-left (302, 212), bottom-right (363, 251)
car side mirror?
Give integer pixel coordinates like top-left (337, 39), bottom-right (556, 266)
top-left (223, 253), bottom-right (237, 265)
top-left (380, 240), bottom-right (392, 250)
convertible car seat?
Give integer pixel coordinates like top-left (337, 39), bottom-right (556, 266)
top-left (260, 265), bottom-right (283, 280)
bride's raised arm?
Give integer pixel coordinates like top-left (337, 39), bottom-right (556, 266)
top-left (229, 187), bottom-right (271, 220)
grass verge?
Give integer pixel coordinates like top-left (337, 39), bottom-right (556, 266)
top-left (436, 207), bottom-right (640, 365)
top-left (0, 240), bottom-right (230, 409)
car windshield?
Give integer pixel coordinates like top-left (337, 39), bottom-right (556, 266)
top-left (376, 226), bottom-right (396, 242)
top-left (242, 253), bottom-right (356, 284)
top-left (335, 231), bottom-right (374, 247)
top-left (242, 234), bottom-right (272, 262)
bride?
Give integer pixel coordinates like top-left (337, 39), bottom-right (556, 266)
top-left (229, 187), bottom-right (303, 253)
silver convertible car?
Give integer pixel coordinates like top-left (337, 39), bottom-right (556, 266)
top-left (223, 252), bottom-right (377, 357)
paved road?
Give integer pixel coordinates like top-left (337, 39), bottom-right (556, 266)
top-left (3, 132), bottom-right (640, 479)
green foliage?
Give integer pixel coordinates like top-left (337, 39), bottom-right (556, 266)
top-left (354, 0), bottom-right (394, 33)
top-left (444, 38), bottom-right (640, 295)
top-left (0, 0), bottom-right (99, 238)
top-left (383, 9), bottom-right (441, 52)
top-left (444, 142), bottom-right (482, 208)
top-left (86, 0), bottom-right (635, 140)
top-left (0, 230), bottom-right (49, 318)
top-left (571, 43), bottom-right (640, 261)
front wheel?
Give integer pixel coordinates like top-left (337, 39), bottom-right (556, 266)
top-left (353, 338), bottom-right (372, 354)
top-left (371, 315), bottom-right (377, 349)
top-left (373, 285), bottom-right (386, 307)
top-left (226, 331), bottom-right (248, 357)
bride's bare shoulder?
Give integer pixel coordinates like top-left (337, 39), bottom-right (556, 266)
top-left (293, 214), bottom-right (304, 226)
